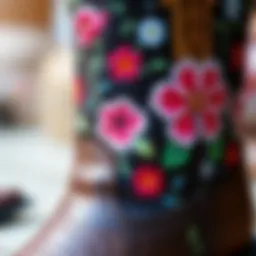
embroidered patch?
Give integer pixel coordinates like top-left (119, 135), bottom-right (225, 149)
top-left (151, 60), bottom-right (227, 146)
top-left (137, 17), bottom-right (167, 49)
top-left (131, 164), bottom-right (165, 200)
top-left (107, 45), bottom-right (143, 83)
top-left (97, 98), bottom-right (147, 151)
top-left (74, 6), bottom-right (108, 48)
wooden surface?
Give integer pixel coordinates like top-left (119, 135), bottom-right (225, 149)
top-left (0, 0), bottom-right (50, 28)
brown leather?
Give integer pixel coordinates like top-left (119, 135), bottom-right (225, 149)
top-left (197, 170), bottom-right (252, 255)
top-left (161, 0), bottom-right (214, 59)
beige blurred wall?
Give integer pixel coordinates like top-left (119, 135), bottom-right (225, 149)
top-left (0, 0), bottom-right (51, 124)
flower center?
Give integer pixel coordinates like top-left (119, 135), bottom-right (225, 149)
top-left (188, 92), bottom-right (206, 113)
top-left (119, 58), bottom-right (133, 73)
top-left (149, 26), bottom-right (157, 36)
top-left (114, 115), bottom-right (127, 129)
top-left (141, 173), bottom-right (158, 191)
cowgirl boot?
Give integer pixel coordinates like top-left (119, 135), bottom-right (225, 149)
top-left (18, 0), bottom-right (252, 255)
top-left (192, 2), bottom-right (253, 255)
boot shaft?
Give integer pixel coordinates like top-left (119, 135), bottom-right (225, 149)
top-left (72, 0), bottom-right (248, 209)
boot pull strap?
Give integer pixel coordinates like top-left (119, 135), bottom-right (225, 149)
top-left (161, 0), bottom-right (215, 59)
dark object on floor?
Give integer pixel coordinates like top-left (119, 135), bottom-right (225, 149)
top-left (0, 103), bottom-right (15, 126)
top-left (0, 189), bottom-right (27, 224)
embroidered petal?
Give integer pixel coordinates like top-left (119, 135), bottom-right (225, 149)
top-left (207, 86), bottom-right (227, 112)
top-left (225, 142), bottom-right (240, 168)
top-left (169, 113), bottom-right (197, 146)
top-left (74, 7), bottom-right (108, 48)
top-left (175, 61), bottom-right (199, 94)
top-left (200, 61), bottom-right (222, 92)
top-left (200, 111), bottom-right (221, 139)
top-left (152, 84), bottom-right (186, 119)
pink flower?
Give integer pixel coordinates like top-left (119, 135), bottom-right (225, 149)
top-left (97, 98), bottom-right (146, 150)
top-left (151, 60), bottom-right (227, 146)
top-left (107, 45), bottom-right (143, 83)
top-left (74, 6), bottom-right (108, 47)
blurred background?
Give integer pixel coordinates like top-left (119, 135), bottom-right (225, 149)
top-left (0, 0), bottom-right (256, 255)
top-left (0, 0), bottom-right (74, 254)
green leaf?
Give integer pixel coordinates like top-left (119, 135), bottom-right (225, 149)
top-left (109, 2), bottom-right (126, 15)
top-left (161, 141), bottom-right (191, 169)
top-left (208, 136), bottom-right (224, 162)
top-left (75, 115), bottom-right (90, 134)
top-left (90, 56), bottom-right (103, 74)
top-left (118, 155), bottom-right (131, 177)
top-left (144, 59), bottom-right (168, 75)
top-left (186, 225), bottom-right (205, 256)
top-left (120, 20), bottom-right (136, 36)
top-left (134, 139), bottom-right (155, 159)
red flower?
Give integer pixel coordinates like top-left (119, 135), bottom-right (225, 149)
top-left (74, 6), bottom-right (108, 47)
top-left (230, 42), bottom-right (243, 71)
top-left (73, 77), bottom-right (86, 106)
top-left (225, 142), bottom-right (240, 168)
top-left (97, 98), bottom-right (146, 150)
top-left (151, 60), bottom-right (227, 146)
top-left (107, 45), bottom-right (143, 83)
top-left (132, 165), bottom-right (165, 199)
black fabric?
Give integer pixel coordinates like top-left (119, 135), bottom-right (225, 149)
top-left (74, 0), bottom-right (247, 209)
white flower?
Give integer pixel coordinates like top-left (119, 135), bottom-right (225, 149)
top-left (137, 17), bottom-right (167, 49)
top-left (200, 161), bottom-right (215, 181)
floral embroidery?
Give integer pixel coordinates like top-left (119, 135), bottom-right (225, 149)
top-left (151, 60), bottom-right (227, 146)
top-left (134, 138), bottom-right (155, 159)
top-left (132, 165), bottom-right (165, 199)
top-left (73, 77), bottom-right (85, 106)
top-left (137, 17), bottom-right (167, 49)
top-left (74, 6), bottom-right (108, 47)
top-left (230, 42), bottom-right (243, 71)
top-left (73, 0), bottom-right (243, 209)
top-left (161, 141), bottom-right (191, 168)
top-left (208, 135), bottom-right (225, 163)
top-left (200, 161), bottom-right (215, 181)
top-left (107, 45), bottom-right (143, 83)
top-left (97, 98), bottom-right (146, 151)
top-left (225, 142), bottom-right (240, 168)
